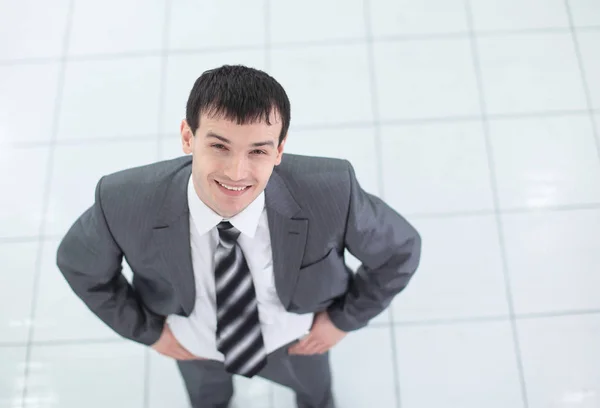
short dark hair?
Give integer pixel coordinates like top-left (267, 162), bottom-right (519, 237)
top-left (185, 65), bottom-right (291, 146)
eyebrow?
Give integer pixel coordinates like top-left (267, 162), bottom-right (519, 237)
top-left (206, 131), bottom-right (275, 148)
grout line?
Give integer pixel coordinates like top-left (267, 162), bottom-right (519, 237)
top-left (576, 25), bottom-right (600, 33)
top-left (483, 108), bottom-right (593, 120)
top-left (405, 202), bottom-right (600, 219)
top-left (389, 315), bottom-right (510, 327)
top-left (66, 50), bottom-right (162, 62)
top-left (2, 109), bottom-right (598, 150)
top-left (391, 308), bottom-right (600, 327)
top-left (1, 133), bottom-right (162, 149)
top-left (0, 235), bottom-right (63, 244)
top-left (2, 205), bottom-right (600, 246)
top-left (4, 337), bottom-right (127, 348)
top-left (144, 350), bottom-right (152, 408)
top-left (2, 24), bottom-right (600, 67)
top-left (155, 0), bottom-right (172, 163)
top-left (21, 0), bottom-right (75, 405)
top-left (0, 56), bottom-right (59, 66)
top-left (464, 2), bottom-right (530, 407)
top-left (4, 308), bottom-right (598, 349)
top-left (564, 0), bottom-right (600, 165)
top-left (2, 206), bottom-right (600, 248)
top-left (147, 2), bottom-right (172, 407)
top-left (265, 0), bottom-right (272, 73)
top-left (264, 1), bottom-right (275, 406)
top-left (474, 26), bottom-right (581, 37)
top-left (500, 202), bottom-right (600, 214)
top-left (362, 1), bottom-right (401, 407)
top-left (516, 308), bottom-right (600, 320)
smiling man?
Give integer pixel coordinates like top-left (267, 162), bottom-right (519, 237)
top-left (56, 65), bottom-right (422, 408)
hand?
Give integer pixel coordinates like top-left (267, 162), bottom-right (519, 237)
top-left (151, 323), bottom-right (204, 361)
top-left (288, 311), bottom-right (347, 355)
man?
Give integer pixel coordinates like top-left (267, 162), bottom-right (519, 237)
top-left (56, 65), bottom-right (421, 408)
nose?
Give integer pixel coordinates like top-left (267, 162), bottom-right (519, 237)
top-left (223, 156), bottom-right (248, 181)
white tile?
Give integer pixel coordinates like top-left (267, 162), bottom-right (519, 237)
top-left (231, 376), bottom-right (271, 408)
top-left (169, 0), bottom-right (266, 50)
top-left (489, 115), bottom-right (600, 209)
top-left (502, 209), bottom-right (600, 314)
top-left (44, 141), bottom-right (158, 239)
top-left (373, 39), bottom-right (480, 120)
top-left (58, 57), bottom-right (162, 140)
top-left (0, 63), bottom-right (61, 145)
top-left (395, 321), bottom-right (524, 408)
top-left (271, 382), bottom-right (295, 408)
top-left (270, 44), bottom-right (373, 126)
top-left (470, 0), bottom-right (569, 31)
top-left (283, 127), bottom-right (380, 195)
top-left (32, 239), bottom-right (123, 342)
top-left (477, 33), bottom-right (587, 115)
top-left (517, 314), bottom-right (600, 408)
top-left (159, 136), bottom-right (188, 161)
top-left (67, 0), bottom-right (165, 56)
top-left (369, 0), bottom-right (469, 37)
top-left (380, 121), bottom-right (495, 214)
top-left (0, 346), bottom-right (27, 408)
top-left (392, 215), bottom-right (510, 322)
top-left (0, 242), bottom-right (38, 344)
top-left (578, 31), bottom-right (600, 110)
top-left (147, 352), bottom-right (191, 408)
top-left (0, 147), bottom-right (50, 239)
top-left (567, 0), bottom-right (600, 27)
top-left (162, 51), bottom-right (266, 134)
top-left (0, 0), bottom-right (70, 60)
top-left (26, 342), bottom-right (145, 408)
top-left (270, 0), bottom-right (365, 44)
top-left (330, 327), bottom-right (397, 407)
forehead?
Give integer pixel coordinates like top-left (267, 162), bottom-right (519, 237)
top-left (198, 112), bottom-right (282, 141)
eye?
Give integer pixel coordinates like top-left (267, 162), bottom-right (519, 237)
top-left (211, 144), bottom-right (227, 150)
top-left (251, 149), bottom-right (267, 155)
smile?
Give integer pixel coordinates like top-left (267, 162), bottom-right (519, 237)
top-left (215, 180), bottom-right (252, 195)
top-left (217, 181), bottom-right (249, 191)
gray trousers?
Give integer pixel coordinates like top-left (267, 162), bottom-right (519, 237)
top-left (177, 341), bottom-right (335, 408)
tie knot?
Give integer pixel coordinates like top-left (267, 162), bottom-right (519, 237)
top-left (217, 221), bottom-right (241, 242)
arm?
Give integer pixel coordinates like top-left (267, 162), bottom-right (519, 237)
top-left (56, 176), bottom-right (165, 345)
top-left (327, 161), bottom-right (422, 332)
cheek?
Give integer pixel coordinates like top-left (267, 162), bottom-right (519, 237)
top-left (255, 165), bottom-right (275, 184)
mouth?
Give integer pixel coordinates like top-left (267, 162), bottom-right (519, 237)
top-left (214, 180), bottom-right (252, 197)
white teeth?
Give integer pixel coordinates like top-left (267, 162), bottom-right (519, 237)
top-left (218, 181), bottom-right (247, 191)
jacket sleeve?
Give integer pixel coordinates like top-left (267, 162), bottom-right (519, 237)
top-left (56, 176), bottom-right (165, 346)
top-left (327, 161), bottom-right (422, 332)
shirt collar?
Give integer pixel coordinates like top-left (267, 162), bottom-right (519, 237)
top-left (187, 174), bottom-right (265, 239)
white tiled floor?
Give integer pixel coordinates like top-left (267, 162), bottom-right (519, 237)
top-left (1, 1), bottom-right (600, 408)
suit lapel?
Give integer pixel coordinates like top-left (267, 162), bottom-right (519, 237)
top-left (152, 157), bottom-right (196, 315)
top-left (265, 169), bottom-right (308, 308)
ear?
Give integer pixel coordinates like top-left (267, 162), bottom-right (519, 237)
top-left (274, 135), bottom-right (287, 166)
top-left (181, 120), bottom-right (194, 155)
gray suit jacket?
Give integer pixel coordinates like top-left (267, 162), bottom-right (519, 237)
top-left (57, 154), bottom-right (421, 346)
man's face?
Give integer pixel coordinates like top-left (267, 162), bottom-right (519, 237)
top-left (181, 113), bottom-right (285, 218)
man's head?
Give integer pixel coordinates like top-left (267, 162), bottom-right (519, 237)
top-left (181, 65), bottom-right (291, 218)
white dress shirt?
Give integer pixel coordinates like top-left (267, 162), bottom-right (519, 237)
top-left (166, 175), bottom-right (313, 361)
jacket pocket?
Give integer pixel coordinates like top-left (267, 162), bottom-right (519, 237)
top-left (288, 248), bottom-right (350, 313)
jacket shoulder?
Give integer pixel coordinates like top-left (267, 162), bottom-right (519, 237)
top-left (98, 155), bottom-right (191, 210)
top-left (277, 153), bottom-right (350, 180)
top-left (276, 153), bottom-right (352, 205)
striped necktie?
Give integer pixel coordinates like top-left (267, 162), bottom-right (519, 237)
top-left (214, 221), bottom-right (267, 377)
